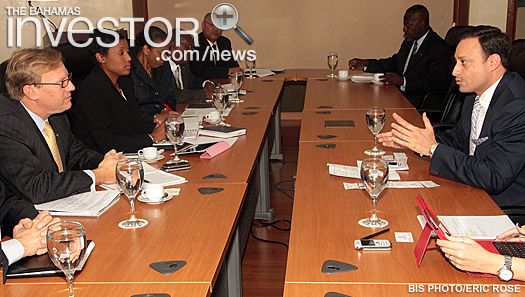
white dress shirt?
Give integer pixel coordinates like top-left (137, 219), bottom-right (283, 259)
top-left (1, 228), bottom-right (24, 265)
top-left (20, 102), bottom-right (96, 191)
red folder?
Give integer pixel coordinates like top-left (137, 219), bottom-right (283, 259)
top-left (414, 195), bottom-right (501, 277)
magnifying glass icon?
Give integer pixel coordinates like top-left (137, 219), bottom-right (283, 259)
top-left (211, 3), bottom-right (253, 45)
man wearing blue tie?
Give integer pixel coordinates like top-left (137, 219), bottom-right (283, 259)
top-left (377, 26), bottom-right (525, 225)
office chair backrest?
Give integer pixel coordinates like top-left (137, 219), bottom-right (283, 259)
top-left (445, 25), bottom-right (472, 53)
top-left (439, 80), bottom-right (470, 125)
top-left (510, 39), bottom-right (525, 80)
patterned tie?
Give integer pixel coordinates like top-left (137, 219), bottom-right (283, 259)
top-left (211, 44), bottom-right (218, 65)
top-left (43, 122), bottom-right (64, 172)
top-left (469, 96), bottom-right (482, 155)
top-left (411, 40), bottom-right (418, 57)
top-left (174, 65), bottom-right (182, 89)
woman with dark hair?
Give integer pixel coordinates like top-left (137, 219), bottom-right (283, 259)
top-left (71, 29), bottom-right (172, 153)
top-left (131, 26), bottom-right (178, 123)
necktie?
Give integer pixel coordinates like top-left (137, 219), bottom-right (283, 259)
top-left (403, 41), bottom-right (418, 74)
top-left (470, 96), bottom-right (482, 155)
top-left (43, 122), bottom-right (64, 172)
top-left (411, 41), bottom-right (418, 57)
top-left (211, 44), bottom-right (218, 65)
top-left (174, 65), bottom-right (182, 89)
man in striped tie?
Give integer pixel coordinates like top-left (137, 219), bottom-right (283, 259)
top-left (0, 48), bottom-right (125, 204)
top-left (377, 26), bottom-right (525, 225)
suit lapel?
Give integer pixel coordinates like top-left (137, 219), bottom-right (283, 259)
top-left (406, 30), bottom-right (433, 73)
top-left (478, 71), bottom-right (511, 138)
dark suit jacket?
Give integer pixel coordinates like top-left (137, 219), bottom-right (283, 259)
top-left (430, 71), bottom-right (525, 208)
top-left (0, 93), bottom-right (103, 204)
top-left (71, 65), bottom-right (155, 153)
top-left (190, 32), bottom-right (240, 79)
top-left (0, 181), bottom-right (38, 283)
top-left (366, 28), bottom-right (452, 108)
top-left (172, 62), bottom-right (206, 103)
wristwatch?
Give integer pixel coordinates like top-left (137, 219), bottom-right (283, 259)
top-left (429, 143), bottom-right (439, 158)
top-left (497, 255), bottom-right (513, 281)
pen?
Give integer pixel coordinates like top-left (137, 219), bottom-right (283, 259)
top-left (361, 228), bottom-right (390, 240)
top-left (163, 103), bottom-right (173, 111)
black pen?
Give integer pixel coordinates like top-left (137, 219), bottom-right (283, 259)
top-left (361, 228), bottom-right (390, 240)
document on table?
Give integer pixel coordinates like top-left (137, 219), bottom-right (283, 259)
top-left (35, 190), bottom-right (121, 217)
top-left (219, 83), bottom-right (247, 95)
top-left (343, 181), bottom-right (439, 190)
top-left (328, 163), bottom-right (401, 180)
top-left (416, 215), bottom-right (516, 239)
top-left (244, 68), bottom-right (275, 77)
top-left (101, 163), bottom-right (187, 190)
top-left (181, 104), bottom-right (234, 118)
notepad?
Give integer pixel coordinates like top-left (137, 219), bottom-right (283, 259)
top-left (200, 125), bottom-right (246, 138)
top-left (34, 191), bottom-right (120, 217)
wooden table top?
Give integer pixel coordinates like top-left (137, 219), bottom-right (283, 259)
top-left (7, 183), bottom-right (247, 285)
top-left (299, 109), bottom-right (422, 142)
top-left (285, 141), bottom-right (520, 285)
top-left (303, 79), bottom-right (414, 110)
top-left (1, 283), bottom-right (210, 297)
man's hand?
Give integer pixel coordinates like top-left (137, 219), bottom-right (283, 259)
top-left (204, 82), bottom-right (215, 100)
top-left (13, 211), bottom-right (61, 257)
top-left (381, 72), bottom-right (404, 86)
top-left (377, 112), bottom-right (437, 156)
top-left (93, 149), bottom-right (126, 185)
top-left (150, 123), bottom-right (167, 143)
top-left (228, 67), bottom-right (244, 76)
top-left (153, 110), bottom-right (179, 124)
top-left (348, 58), bottom-right (368, 70)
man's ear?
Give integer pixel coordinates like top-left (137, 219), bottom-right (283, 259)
top-left (488, 53), bottom-right (502, 72)
top-left (95, 52), bottom-right (105, 64)
top-left (22, 84), bottom-right (39, 101)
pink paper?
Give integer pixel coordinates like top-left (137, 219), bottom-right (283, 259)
top-left (200, 141), bottom-right (231, 159)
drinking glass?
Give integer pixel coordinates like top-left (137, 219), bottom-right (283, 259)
top-left (246, 58), bottom-right (256, 79)
top-left (327, 52), bottom-right (338, 77)
top-left (116, 160), bottom-right (148, 229)
top-left (47, 221), bottom-right (87, 297)
top-left (230, 71), bottom-right (244, 103)
top-left (165, 114), bottom-right (189, 164)
top-left (364, 107), bottom-right (386, 155)
top-left (359, 158), bottom-right (389, 227)
top-left (213, 87), bottom-right (230, 126)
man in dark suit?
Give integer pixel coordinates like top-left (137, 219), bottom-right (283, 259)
top-left (169, 33), bottom-right (215, 102)
top-left (0, 48), bottom-right (124, 204)
top-left (348, 5), bottom-right (451, 108)
top-left (1, 181), bottom-right (59, 283)
top-left (190, 12), bottom-right (243, 79)
top-left (377, 26), bottom-right (525, 224)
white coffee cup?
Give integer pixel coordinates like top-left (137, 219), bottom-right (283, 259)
top-left (138, 147), bottom-right (158, 160)
top-left (338, 70), bottom-right (349, 79)
top-left (373, 73), bottom-right (384, 84)
top-left (142, 184), bottom-right (164, 202)
top-left (206, 110), bottom-right (220, 121)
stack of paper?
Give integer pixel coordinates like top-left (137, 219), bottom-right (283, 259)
top-left (244, 68), bottom-right (275, 77)
top-left (350, 73), bottom-right (374, 83)
top-left (219, 83), bottom-right (247, 95)
top-left (101, 163), bottom-right (187, 191)
top-left (416, 215), bottom-right (515, 239)
top-left (327, 163), bottom-right (400, 180)
top-left (181, 104), bottom-right (234, 118)
top-left (35, 190), bottom-right (120, 217)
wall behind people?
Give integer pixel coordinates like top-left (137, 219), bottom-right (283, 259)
top-left (148, 0), bottom-right (453, 69)
top-left (0, 0), bottom-right (133, 61)
top-left (469, 0), bottom-right (507, 30)
top-left (516, 6), bottom-right (525, 39)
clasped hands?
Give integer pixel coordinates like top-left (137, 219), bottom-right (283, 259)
top-left (13, 210), bottom-right (61, 258)
top-left (376, 112), bottom-right (436, 156)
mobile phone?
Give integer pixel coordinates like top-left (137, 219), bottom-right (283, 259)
top-left (161, 162), bottom-right (191, 172)
top-left (354, 239), bottom-right (392, 250)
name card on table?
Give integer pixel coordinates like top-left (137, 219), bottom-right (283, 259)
top-left (200, 141), bottom-right (231, 159)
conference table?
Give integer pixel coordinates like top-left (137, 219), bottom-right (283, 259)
top-left (2, 69), bottom-right (523, 297)
top-left (285, 71), bottom-right (525, 296)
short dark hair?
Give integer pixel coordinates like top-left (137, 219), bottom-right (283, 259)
top-left (135, 26), bottom-right (167, 48)
top-left (406, 4), bottom-right (429, 24)
top-left (459, 25), bottom-right (511, 69)
top-left (88, 29), bottom-right (126, 64)
top-left (203, 12), bottom-right (212, 23)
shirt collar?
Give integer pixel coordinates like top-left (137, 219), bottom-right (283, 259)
top-left (414, 29), bottom-right (430, 49)
top-left (20, 101), bottom-right (47, 136)
top-left (478, 76), bottom-right (503, 111)
top-left (207, 39), bottom-right (217, 48)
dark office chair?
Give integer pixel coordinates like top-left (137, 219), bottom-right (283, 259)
top-left (432, 80), bottom-right (472, 132)
top-left (444, 25), bottom-right (472, 53)
top-left (510, 39), bottom-right (525, 80)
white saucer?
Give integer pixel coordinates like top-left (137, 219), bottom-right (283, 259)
top-left (336, 76), bottom-right (351, 82)
top-left (137, 191), bottom-right (173, 204)
top-left (139, 155), bottom-right (165, 162)
top-left (204, 118), bottom-right (221, 124)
